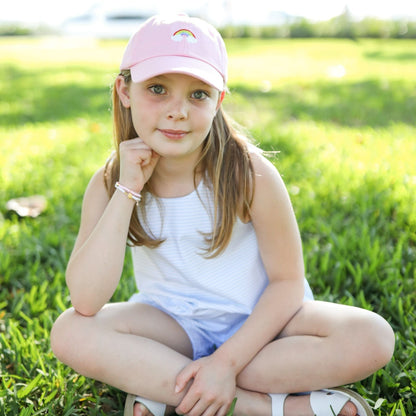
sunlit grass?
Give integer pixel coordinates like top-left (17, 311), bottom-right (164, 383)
top-left (226, 38), bottom-right (416, 83)
top-left (0, 36), bottom-right (415, 415)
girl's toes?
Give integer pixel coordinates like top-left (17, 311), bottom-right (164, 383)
top-left (339, 400), bottom-right (358, 416)
top-left (134, 402), bottom-right (153, 416)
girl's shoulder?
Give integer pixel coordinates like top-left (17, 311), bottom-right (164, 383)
top-left (81, 165), bottom-right (111, 214)
top-left (248, 147), bottom-right (291, 215)
top-left (68, 166), bottom-right (111, 259)
top-left (248, 146), bottom-right (283, 185)
top-left (87, 165), bottom-right (109, 195)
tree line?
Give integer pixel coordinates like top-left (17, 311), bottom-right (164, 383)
top-left (220, 10), bottom-right (416, 39)
top-left (1, 9), bottom-right (415, 39)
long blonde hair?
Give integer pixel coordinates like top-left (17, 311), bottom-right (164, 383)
top-left (104, 71), bottom-right (255, 257)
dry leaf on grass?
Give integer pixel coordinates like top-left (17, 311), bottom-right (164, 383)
top-left (6, 195), bottom-right (47, 218)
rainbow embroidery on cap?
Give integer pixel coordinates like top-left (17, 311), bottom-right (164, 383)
top-left (171, 29), bottom-right (197, 43)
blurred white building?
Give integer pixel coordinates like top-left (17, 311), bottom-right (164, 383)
top-left (60, 0), bottom-right (292, 38)
top-left (61, 2), bottom-right (157, 38)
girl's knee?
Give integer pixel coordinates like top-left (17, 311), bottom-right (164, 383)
top-left (365, 312), bottom-right (395, 366)
top-left (344, 309), bottom-right (395, 370)
top-left (50, 307), bottom-right (91, 364)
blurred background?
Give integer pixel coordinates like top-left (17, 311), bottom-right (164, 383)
top-left (1, 0), bottom-right (416, 38)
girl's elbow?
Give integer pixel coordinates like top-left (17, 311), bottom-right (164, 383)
top-left (65, 272), bottom-right (100, 316)
top-left (70, 299), bottom-right (100, 317)
top-left (67, 287), bottom-right (101, 317)
top-left (291, 274), bottom-right (306, 303)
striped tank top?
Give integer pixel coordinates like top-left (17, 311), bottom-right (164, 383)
top-left (130, 180), bottom-right (309, 322)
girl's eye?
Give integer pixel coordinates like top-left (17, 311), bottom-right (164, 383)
top-left (149, 85), bottom-right (166, 95)
top-left (191, 90), bottom-right (208, 100)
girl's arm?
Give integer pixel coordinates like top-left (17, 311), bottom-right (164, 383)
top-left (65, 167), bottom-right (135, 316)
top-left (66, 139), bottom-right (159, 316)
top-left (210, 150), bottom-right (306, 371)
top-left (175, 151), bottom-right (305, 414)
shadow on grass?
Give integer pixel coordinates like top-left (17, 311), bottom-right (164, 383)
top-left (364, 50), bottom-right (416, 61)
top-left (229, 78), bottom-right (416, 128)
top-left (0, 64), bottom-right (113, 126)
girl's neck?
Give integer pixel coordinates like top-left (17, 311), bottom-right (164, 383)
top-left (150, 156), bottom-right (202, 198)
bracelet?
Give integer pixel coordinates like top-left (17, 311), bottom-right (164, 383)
top-left (115, 182), bottom-right (141, 205)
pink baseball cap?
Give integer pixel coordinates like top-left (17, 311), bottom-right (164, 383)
top-left (120, 14), bottom-right (228, 91)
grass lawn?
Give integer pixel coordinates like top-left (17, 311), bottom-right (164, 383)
top-left (0, 36), bottom-right (415, 415)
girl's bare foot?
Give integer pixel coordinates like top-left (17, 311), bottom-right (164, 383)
top-left (133, 402), bottom-right (151, 416)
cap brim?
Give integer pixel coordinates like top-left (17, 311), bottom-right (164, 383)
top-left (128, 55), bottom-right (224, 91)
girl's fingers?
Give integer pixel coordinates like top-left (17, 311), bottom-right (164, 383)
top-left (145, 150), bottom-right (160, 168)
top-left (137, 149), bottom-right (152, 164)
top-left (175, 361), bottom-right (199, 393)
top-left (176, 394), bottom-right (199, 415)
top-left (195, 402), bottom-right (219, 416)
top-left (120, 137), bottom-right (150, 150)
top-left (118, 138), bottom-right (159, 188)
top-left (217, 404), bottom-right (231, 416)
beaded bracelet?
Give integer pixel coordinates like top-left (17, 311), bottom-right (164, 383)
top-left (115, 182), bottom-right (141, 205)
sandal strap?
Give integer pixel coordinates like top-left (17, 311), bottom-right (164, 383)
top-left (269, 389), bottom-right (373, 416)
top-left (123, 394), bottom-right (166, 416)
top-left (135, 396), bottom-right (166, 416)
top-left (310, 390), bottom-right (349, 415)
top-left (268, 393), bottom-right (289, 416)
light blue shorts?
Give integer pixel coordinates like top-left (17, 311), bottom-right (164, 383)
top-left (129, 280), bottom-right (314, 360)
top-left (129, 292), bottom-right (248, 360)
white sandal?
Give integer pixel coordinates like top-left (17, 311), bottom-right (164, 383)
top-left (124, 393), bottom-right (166, 416)
top-left (269, 387), bottom-right (374, 416)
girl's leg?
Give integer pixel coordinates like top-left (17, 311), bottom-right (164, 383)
top-left (51, 302), bottom-right (194, 407)
top-left (232, 300), bottom-right (394, 416)
top-left (51, 300), bottom-right (394, 416)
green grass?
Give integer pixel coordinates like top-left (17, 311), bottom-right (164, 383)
top-left (0, 37), bottom-right (415, 415)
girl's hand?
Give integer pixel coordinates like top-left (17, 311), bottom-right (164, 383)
top-left (118, 138), bottom-right (159, 192)
top-left (175, 355), bottom-right (237, 416)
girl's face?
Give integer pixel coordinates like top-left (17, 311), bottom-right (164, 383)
top-left (117, 73), bottom-right (222, 164)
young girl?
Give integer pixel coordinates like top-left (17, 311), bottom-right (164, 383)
top-left (51, 14), bottom-right (395, 416)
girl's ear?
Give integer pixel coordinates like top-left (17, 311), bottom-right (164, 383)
top-left (116, 76), bottom-right (131, 108)
top-left (216, 90), bottom-right (225, 111)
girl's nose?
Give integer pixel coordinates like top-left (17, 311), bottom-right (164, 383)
top-left (167, 97), bottom-right (188, 120)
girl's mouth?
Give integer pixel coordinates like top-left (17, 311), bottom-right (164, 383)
top-left (159, 129), bottom-right (188, 140)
